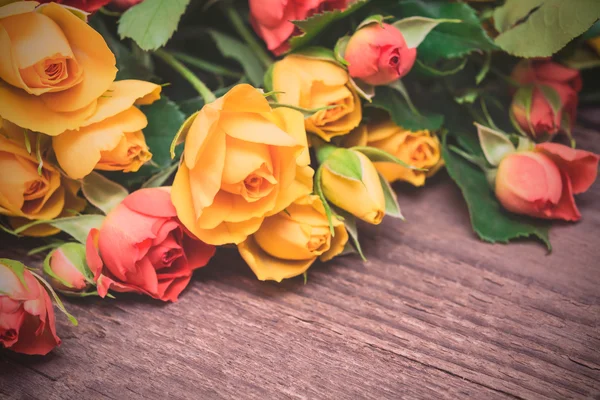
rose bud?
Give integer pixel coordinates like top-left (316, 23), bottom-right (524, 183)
top-left (510, 60), bottom-right (581, 140)
top-left (52, 80), bottom-right (161, 179)
top-left (320, 149), bottom-right (386, 224)
top-left (37, 0), bottom-right (112, 13)
top-left (0, 2), bottom-right (116, 136)
top-left (345, 121), bottom-right (443, 186)
top-left (495, 143), bottom-right (599, 221)
top-left (86, 187), bottom-right (216, 302)
top-left (0, 259), bottom-right (61, 355)
top-left (250, 0), bottom-right (349, 55)
top-left (345, 23), bottom-right (417, 86)
top-left (238, 195), bottom-right (348, 282)
top-left (44, 243), bottom-right (93, 294)
top-left (273, 55), bottom-right (362, 141)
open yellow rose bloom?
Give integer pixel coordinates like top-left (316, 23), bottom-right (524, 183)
top-left (239, 195), bottom-right (348, 282)
top-left (273, 55), bottom-right (362, 141)
top-left (172, 84), bottom-right (315, 246)
top-left (0, 1), bottom-right (117, 136)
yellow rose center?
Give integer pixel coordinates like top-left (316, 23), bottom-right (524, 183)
top-left (23, 175), bottom-right (50, 201)
top-left (312, 97), bottom-right (352, 127)
top-left (307, 233), bottom-right (330, 254)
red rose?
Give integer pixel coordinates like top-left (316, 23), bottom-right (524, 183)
top-left (344, 23), bottom-right (417, 86)
top-left (110, 0), bottom-right (143, 10)
top-left (510, 60), bottom-right (582, 140)
top-left (0, 259), bottom-right (61, 356)
top-left (495, 143), bottom-right (599, 221)
top-left (37, 0), bottom-right (112, 13)
top-left (250, 0), bottom-right (350, 55)
top-left (86, 188), bottom-right (216, 302)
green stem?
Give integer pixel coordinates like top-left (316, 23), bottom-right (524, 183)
top-left (171, 51), bottom-right (244, 79)
top-left (222, 6), bottom-right (273, 68)
top-left (154, 50), bottom-right (216, 103)
top-left (98, 7), bottom-right (122, 17)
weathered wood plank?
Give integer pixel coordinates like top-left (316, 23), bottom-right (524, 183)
top-left (1, 125), bottom-right (599, 399)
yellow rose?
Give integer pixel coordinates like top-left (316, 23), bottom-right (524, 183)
top-left (171, 84), bottom-right (314, 245)
top-left (238, 195), bottom-right (348, 282)
top-left (345, 121), bottom-right (444, 186)
top-left (0, 1), bottom-right (117, 136)
top-left (52, 80), bottom-right (161, 179)
top-left (273, 55), bottom-right (362, 141)
top-left (320, 149), bottom-right (386, 225)
top-left (0, 118), bottom-right (85, 236)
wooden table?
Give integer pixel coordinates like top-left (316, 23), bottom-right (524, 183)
top-left (2, 121), bottom-right (599, 400)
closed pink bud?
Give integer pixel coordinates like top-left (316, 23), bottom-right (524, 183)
top-left (45, 243), bottom-right (92, 294)
top-left (345, 23), bottom-right (417, 86)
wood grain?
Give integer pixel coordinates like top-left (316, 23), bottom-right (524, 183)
top-left (1, 125), bottom-right (599, 400)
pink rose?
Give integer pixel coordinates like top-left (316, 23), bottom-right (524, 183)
top-left (345, 23), bottom-right (417, 86)
top-left (0, 259), bottom-right (60, 355)
top-left (495, 143), bottom-right (599, 221)
top-left (511, 60), bottom-right (582, 140)
top-left (250, 0), bottom-right (350, 55)
top-left (86, 188), bottom-right (216, 302)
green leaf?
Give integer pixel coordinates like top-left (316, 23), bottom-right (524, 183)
top-left (288, 0), bottom-right (369, 51)
top-left (474, 123), bottom-right (516, 167)
top-left (263, 63), bottom-right (275, 93)
top-left (141, 162), bottom-right (178, 188)
top-left (442, 130), bottom-right (551, 249)
top-left (334, 36), bottom-right (350, 66)
top-left (29, 270), bottom-right (78, 326)
top-left (292, 46), bottom-right (344, 66)
top-left (370, 86), bottom-right (444, 131)
top-left (118, 0), bottom-right (190, 51)
top-left (357, 14), bottom-right (385, 30)
top-left (538, 84), bottom-right (562, 115)
top-left (331, 207), bottom-right (366, 261)
top-left (314, 166), bottom-right (335, 236)
top-left (323, 148), bottom-right (363, 182)
top-left (394, 1), bottom-right (497, 63)
top-left (476, 52), bottom-right (492, 85)
top-left (141, 96), bottom-right (186, 166)
top-left (493, 0), bottom-right (545, 33)
top-left (378, 173), bottom-right (404, 220)
top-left (82, 172), bottom-right (129, 215)
top-left (393, 16), bottom-right (460, 49)
top-left (14, 216), bottom-right (105, 244)
top-left (414, 57), bottom-right (467, 77)
top-left (352, 146), bottom-right (424, 171)
top-left (208, 29), bottom-right (265, 86)
top-left (494, 0), bottom-right (600, 57)
top-left (89, 15), bottom-right (155, 81)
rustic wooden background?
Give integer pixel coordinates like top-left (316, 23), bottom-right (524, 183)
top-left (1, 117), bottom-right (599, 399)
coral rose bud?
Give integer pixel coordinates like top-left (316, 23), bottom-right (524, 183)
top-left (45, 243), bottom-right (93, 294)
top-left (238, 195), bottom-right (348, 282)
top-left (345, 23), bottom-right (417, 86)
top-left (510, 60), bottom-right (581, 140)
top-left (0, 259), bottom-right (61, 355)
top-left (321, 149), bottom-right (386, 224)
top-left (86, 187), bottom-right (216, 302)
top-left (495, 143), bottom-right (599, 221)
top-left (250, 0), bottom-right (349, 55)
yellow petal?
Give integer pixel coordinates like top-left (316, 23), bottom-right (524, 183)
top-left (366, 120), bottom-right (404, 142)
top-left (52, 107), bottom-right (147, 179)
top-left (220, 83), bottom-right (271, 114)
top-left (221, 136), bottom-right (272, 185)
top-left (171, 163), bottom-right (202, 238)
top-left (272, 107), bottom-right (310, 166)
top-left (37, 3), bottom-right (116, 112)
top-left (0, 79), bottom-right (96, 135)
top-left (0, 1), bottom-right (37, 19)
top-left (320, 222), bottom-right (348, 262)
top-left (238, 235), bottom-right (315, 282)
top-left (83, 80), bottom-right (161, 126)
top-left (183, 106), bottom-right (220, 169)
top-left (197, 217), bottom-right (264, 245)
top-left (220, 112), bottom-right (298, 147)
top-left (271, 164), bottom-right (314, 216)
top-left (254, 213), bottom-right (317, 260)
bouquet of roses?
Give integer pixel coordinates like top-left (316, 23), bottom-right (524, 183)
top-left (1, 0), bottom-right (599, 356)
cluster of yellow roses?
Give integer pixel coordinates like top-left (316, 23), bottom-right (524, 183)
top-left (170, 55), bottom-right (444, 281)
top-left (0, 2), bottom-right (160, 235)
top-left (0, 2), bottom-right (444, 282)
